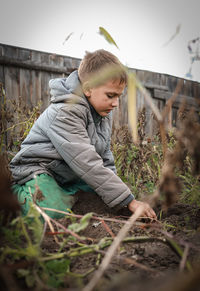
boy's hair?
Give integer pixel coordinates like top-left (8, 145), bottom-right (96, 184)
top-left (78, 49), bottom-right (127, 87)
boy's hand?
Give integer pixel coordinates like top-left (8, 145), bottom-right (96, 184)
top-left (128, 199), bottom-right (157, 220)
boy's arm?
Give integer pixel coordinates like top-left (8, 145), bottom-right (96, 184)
top-left (102, 142), bottom-right (117, 174)
top-left (101, 113), bottom-right (116, 174)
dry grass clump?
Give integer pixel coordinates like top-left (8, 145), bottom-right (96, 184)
top-left (112, 109), bottom-right (200, 209)
top-left (111, 110), bottom-right (163, 199)
top-left (156, 110), bottom-right (200, 208)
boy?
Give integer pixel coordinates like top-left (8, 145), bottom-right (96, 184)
top-left (10, 50), bottom-right (156, 219)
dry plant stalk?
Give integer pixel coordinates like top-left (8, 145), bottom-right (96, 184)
top-left (82, 204), bottom-right (145, 291)
top-left (162, 79), bottom-right (184, 126)
top-left (179, 244), bottom-right (190, 272)
top-left (41, 206), bottom-right (136, 225)
top-left (0, 154), bottom-right (20, 223)
top-left (34, 204), bottom-right (85, 243)
top-left (96, 249), bottom-right (160, 274)
top-left (100, 219), bottom-right (115, 238)
top-left (176, 112), bottom-right (200, 175)
top-left (134, 76), bottom-right (167, 157)
top-left (152, 110), bottom-right (200, 209)
top-left (134, 77), bottom-right (183, 159)
top-left (128, 73), bottom-right (138, 143)
top-left (157, 152), bottom-right (182, 208)
top-left (135, 78), bottom-right (162, 122)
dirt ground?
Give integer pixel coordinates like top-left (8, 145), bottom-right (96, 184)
top-left (41, 191), bottom-right (200, 291)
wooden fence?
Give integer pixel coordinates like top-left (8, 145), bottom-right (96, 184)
top-left (1, 43), bottom-right (200, 144)
top-left (0, 43), bottom-right (81, 111)
top-left (112, 69), bottom-right (200, 136)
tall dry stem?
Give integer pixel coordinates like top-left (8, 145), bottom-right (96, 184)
top-left (82, 205), bottom-right (145, 291)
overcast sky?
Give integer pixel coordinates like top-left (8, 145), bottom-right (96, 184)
top-left (0, 0), bottom-right (199, 82)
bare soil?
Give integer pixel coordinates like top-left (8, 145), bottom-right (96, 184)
top-left (41, 191), bottom-right (200, 291)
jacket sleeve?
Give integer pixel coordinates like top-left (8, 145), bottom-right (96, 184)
top-left (102, 141), bottom-right (117, 174)
top-left (101, 113), bottom-right (117, 174)
top-left (47, 104), bottom-right (134, 208)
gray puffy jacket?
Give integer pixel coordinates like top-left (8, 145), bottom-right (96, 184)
top-left (10, 71), bottom-right (134, 208)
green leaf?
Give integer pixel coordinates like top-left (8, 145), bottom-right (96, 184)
top-left (45, 258), bottom-right (70, 274)
top-left (26, 274), bottom-right (35, 288)
top-left (47, 276), bottom-right (63, 288)
top-left (17, 269), bottom-right (30, 277)
top-left (98, 27), bottom-right (119, 49)
top-left (68, 212), bottom-right (93, 233)
top-left (17, 269), bottom-right (35, 288)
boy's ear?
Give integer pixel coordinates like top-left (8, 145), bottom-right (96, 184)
top-left (82, 82), bottom-right (91, 97)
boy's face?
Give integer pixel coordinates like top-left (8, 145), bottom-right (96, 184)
top-left (84, 79), bottom-right (125, 117)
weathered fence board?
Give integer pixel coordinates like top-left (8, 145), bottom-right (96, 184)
top-left (154, 89), bottom-right (198, 107)
top-left (0, 43), bottom-right (200, 143)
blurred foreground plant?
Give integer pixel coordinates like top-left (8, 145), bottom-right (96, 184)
top-left (0, 203), bottom-right (95, 289)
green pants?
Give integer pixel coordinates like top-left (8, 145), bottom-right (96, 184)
top-left (12, 174), bottom-right (94, 219)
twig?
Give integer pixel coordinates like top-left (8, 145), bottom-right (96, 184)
top-left (135, 78), bottom-right (163, 122)
top-left (179, 244), bottom-right (190, 272)
top-left (96, 249), bottom-right (161, 274)
top-left (46, 231), bottom-right (69, 235)
top-left (162, 79), bottom-right (184, 122)
top-left (145, 221), bottom-right (200, 252)
top-left (41, 206), bottom-right (147, 226)
top-left (159, 121), bottom-right (167, 160)
top-left (33, 204), bottom-right (59, 245)
top-left (1, 110), bottom-right (37, 134)
top-left (31, 181), bottom-right (84, 243)
top-left (35, 204), bottom-right (86, 243)
top-left (68, 268), bottom-right (95, 278)
top-left (100, 219), bottom-right (115, 238)
top-left (82, 205), bottom-right (145, 291)
top-left (67, 235), bottom-right (167, 258)
top-left (39, 221), bottom-right (47, 246)
top-left (50, 218), bottom-right (86, 243)
top-left (164, 234), bottom-right (192, 271)
top-left (135, 76), bottom-right (168, 159)
top-left (28, 185), bottom-right (59, 245)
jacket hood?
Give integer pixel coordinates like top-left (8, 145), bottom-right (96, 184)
top-left (49, 70), bottom-right (84, 103)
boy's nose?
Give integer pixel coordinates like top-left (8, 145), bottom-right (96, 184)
top-left (111, 97), bottom-right (119, 107)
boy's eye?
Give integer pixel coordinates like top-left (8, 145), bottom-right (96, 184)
top-left (106, 94), bottom-right (115, 98)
